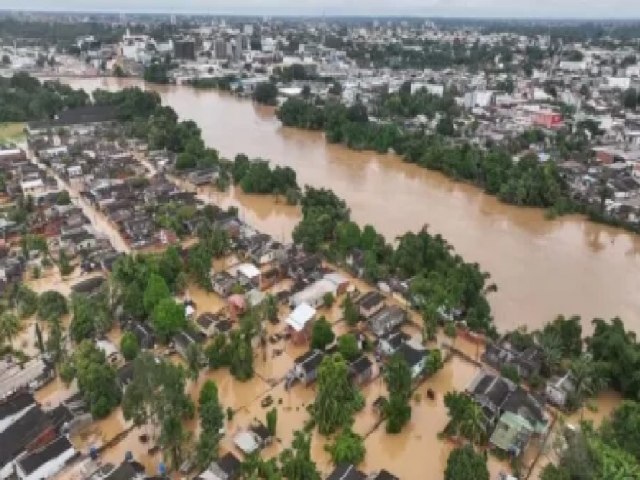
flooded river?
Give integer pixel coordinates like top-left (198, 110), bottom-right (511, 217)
top-left (56, 77), bottom-right (640, 334)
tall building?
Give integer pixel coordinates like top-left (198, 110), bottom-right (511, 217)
top-left (174, 39), bottom-right (196, 60)
top-left (214, 39), bottom-right (228, 59)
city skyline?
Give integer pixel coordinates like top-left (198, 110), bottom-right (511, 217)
top-left (1, 0), bottom-right (640, 19)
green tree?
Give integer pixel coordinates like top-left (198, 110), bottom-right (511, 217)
top-left (444, 446), bottom-right (489, 480)
top-left (228, 330), bottom-right (254, 381)
top-left (69, 293), bottom-right (112, 343)
top-left (120, 331), bottom-right (140, 361)
top-left (205, 334), bottom-right (229, 369)
top-left (15, 285), bottom-right (38, 318)
top-left (280, 431), bottom-right (321, 480)
top-left (383, 354), bottom-right (412, 433)
top-left (314, 354), bottom-right (364, 435)
top-left (35, 321), bottom-right (45, 354)
top-left (500, 364), bottom-right (521, 385)
top-left (266, 407), bottom-right (278, 436)
top-left (325, 428), bottom-right (365, 465)
top-left (436, 116), bottom-right (455, 136)
top-left (157, 246), bottom-right (183, 292)
top-left (187, 244), bottom-right (213, 290)
top-left (196, 380), bottom-right (225, 468)
top-left (143, 273), bottom-right (171, 315)
top-left (444, 322), bottom-right (457, 341)
top-left (143, 63), bottom-right (169, 84)
top-left (56, 190), bottom-right (71, 205)
top-left (323, 292), bottom-right (335, 308)
top-left (337, 333), bottom-right (360, 362)
top-left (568, 354), bottom-right (606, 411)
top-left (37, 290), bottom-right (67, 322)
top-left (261, 294), bottom-right (278, 323)
top-left (425, 349), bottom-right (444, 376)
top-left (152, 298), bottom-right (186, 343)
top-left (65, 340), bottom-right (121, 418)
top-left (123, 353), bottom-right (194, 467)
top-left (46, 318), bottom-right (64, 363)
top-left (443, 391), bottom-right (487, 444)
top-left (186, 342), bottom-right (202, 381)
top-left (160, 413), bottom-right (189, 469)
top-left (540, 315), bottom-right (583, 358)
top-left (342, 295), bottom-right (359, 327)
top-left (59, 250), bottom-right (74, 276)
top-left (601, 401), bottom-right (640, 462)
top-left (422, 309), bottom-right (437, 342)
top-left (0, 311), bottom-right (20, 347)
top-left (253, 82), bottom-right (278, 106)
top-left (311, 316), bottom-right (335, 350)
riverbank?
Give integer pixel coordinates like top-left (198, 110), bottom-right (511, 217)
top-left (50, 76), bottom-right (640, 334)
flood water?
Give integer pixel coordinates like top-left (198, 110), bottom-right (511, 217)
top-left (56, 77), bottom-right (640, 334)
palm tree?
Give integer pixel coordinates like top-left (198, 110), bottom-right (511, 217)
top-left (460, 401), bottom-right (488, 445)
top-left (0, 311), bottom-right (20, 347)
top-left (536, 330), bottom-right (563, 376)
top-left (570, 354), bottom-right (607, 416)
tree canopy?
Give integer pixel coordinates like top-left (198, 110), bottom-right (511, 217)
top-left (62, 340), bottom-right (121, 418)
top-left (314, 354), bottom-right (364, 435)
top-left (444, 446), bottom-right (489, 480)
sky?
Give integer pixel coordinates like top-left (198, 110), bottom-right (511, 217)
top-left (1, 0), bottom-right (640, 19)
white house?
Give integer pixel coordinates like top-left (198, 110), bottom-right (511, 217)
top-left (20, 179), bottom-right (45, 196)
top-left (289, 279), bottom-right (337, 309)
top-left (234, 263), bottom-right (261, 288)
top-left (411, 82), bottom-right (444, 97)
top-left (286, 302), bottom-right (317, 338)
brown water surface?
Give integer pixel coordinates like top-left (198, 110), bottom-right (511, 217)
top-left (57, 77), bottom-right (640, 334)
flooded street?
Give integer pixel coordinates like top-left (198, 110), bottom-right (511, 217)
top-left (53, 76), bottom-right (640, 334)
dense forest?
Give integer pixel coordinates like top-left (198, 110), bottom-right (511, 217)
top-left (277, 97), bottom-right (570, 212)
top-left (0, 72), bottom-right (89, 122)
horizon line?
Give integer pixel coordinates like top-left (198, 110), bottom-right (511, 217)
top-left (2, 8), bottom-right (640, 21)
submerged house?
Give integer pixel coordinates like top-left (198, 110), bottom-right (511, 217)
top-left (489, 411), bottom-right (534, 458)
top-left (292, 349), bottom-right (325, 387)
top-left (0, 357), bottom-right (54, 400)
top-left (13, 435), bottom-right (76, 480)
top-left (172, 331), bottom-right (200, 360)
top-left (378, 330), bottom-right (410, 357)
top-left (285, 302), bottom-right (317, 344)
top-left (233, 421), bottom-right (273, 456)
top-left (482, 337), bottom-right (543, 381)
top-left (196, 452), bottom-right (241, 480)
top-left (211, 271), bottom-right (237, 298)
top-left (0, 393), bottom-right (35, 434)
top-left (326, 464), bottom-right (367, 480)
top-left (368, 306), bottom-right (407, 338)
top-left (289, 279), bottom-right (337, 309)
top-left (367, 471), bottom-right (399, 480)
top-left (397, 342), bottom-right (427, 380)
top-left (357, 291), bottom-right (385, 319)
top-left (128, 322), bottom-right (155, 350)
top-left (197, 312), bottom-right (232, 338)
top-left (348, 355), bottom-right (374, 385)
top-left (545, 372), bottom-right (576, 409)
top-left (467, 370), bottom-right (549, 456)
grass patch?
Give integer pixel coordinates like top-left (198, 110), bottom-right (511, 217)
top-left (0, 122), bottom-right (25, 143)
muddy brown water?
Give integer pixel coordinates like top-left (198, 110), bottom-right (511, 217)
top-left (54, 77), bottom-right (640, 334)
